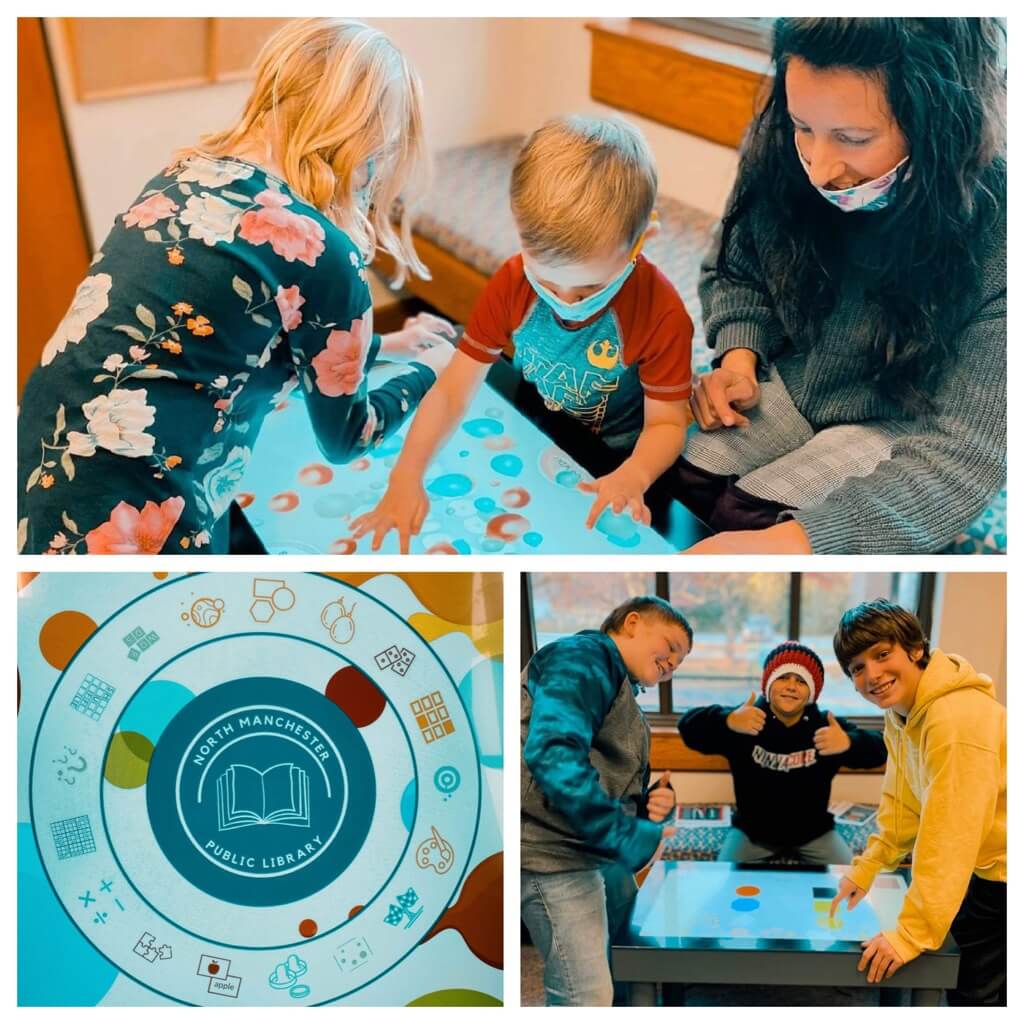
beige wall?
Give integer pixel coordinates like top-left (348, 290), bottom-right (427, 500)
top-left (45, 17), bottom-right (742, 251)
top-left (934, 572), bottom-right (1006, 704)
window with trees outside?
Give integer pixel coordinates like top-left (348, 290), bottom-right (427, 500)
top-left (526, 572), bottom-right (931, 721)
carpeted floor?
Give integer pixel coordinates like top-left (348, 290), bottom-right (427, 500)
top-left (521, 942), bottom-right (929, 1006)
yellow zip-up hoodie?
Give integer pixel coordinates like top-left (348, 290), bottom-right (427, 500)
top-left (847, 649), bottom-right (1006, 964)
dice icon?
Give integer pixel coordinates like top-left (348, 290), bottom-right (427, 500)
top-left (333, 936), bottom-right (373, 973)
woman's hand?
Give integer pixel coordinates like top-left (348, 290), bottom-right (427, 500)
top-left (690, 368), bottom-right (760, 429)
top-left (690, 348), bottom-right (761, 429)
top-left (683, 520), bottom-right (812, 554)
top-left (379, 312), bottom-right (457, 360)
top-left (350, 477), bottom-right (430, 554)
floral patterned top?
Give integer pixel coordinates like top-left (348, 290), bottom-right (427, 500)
top-left (18, 156), bottom-right (435, 554)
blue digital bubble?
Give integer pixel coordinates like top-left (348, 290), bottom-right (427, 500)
top-left (426, 474), bottom-right (473, 498)
top-left (523, 532), bottom-right (543, 548)
top-left (731, 897), bottom-right (760, 912)
top-left (490, 454), bottom-right (523, 477)
top-left (462, 418), bottom-right (505, 438)
top-left (555, 469), bottom-right (581, 488)
top-left (474, 497), bottom-right (497, 514)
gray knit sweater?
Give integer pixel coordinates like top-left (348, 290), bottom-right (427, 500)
top-left (698, 206), bottom-right (1006, 554)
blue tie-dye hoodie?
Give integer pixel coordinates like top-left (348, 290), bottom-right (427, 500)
top-left (521, 630), bottom-right (663, 873)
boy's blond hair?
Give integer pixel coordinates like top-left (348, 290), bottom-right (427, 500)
top-left (177, 18), bottom-right (429, 282)
top-left (510, 115), bottom-right (657, 265)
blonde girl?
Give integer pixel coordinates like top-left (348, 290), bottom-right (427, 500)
top-left (19, 18), bottom-right (453, 555)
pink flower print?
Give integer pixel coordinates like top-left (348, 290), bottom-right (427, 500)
top-left (311, 314), bottom-right (373, 397)
top-left (123, 192), bottom-right (179, 229)
top-left (275, 285), bottom-right (306, 331)
top-left (253, 189), bottom-right (290, 209)
top-left (85, 496), bottom-right (185, 554)
top-left (129, 345), bottom-right (147, 362)
top-left (239, 190), bottom-right (325, 266)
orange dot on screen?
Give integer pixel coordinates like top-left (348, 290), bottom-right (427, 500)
top-left (736, 885), bottom-right (761, 897)
top-left (348, 905), bottom-right (364, 920)
top-left (298, 919), bottom-right (318, 938)
top-left (38, 610), bottom-right (98, 670)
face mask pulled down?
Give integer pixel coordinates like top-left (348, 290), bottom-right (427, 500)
top-left (796, 135), bottom-right (909, 213)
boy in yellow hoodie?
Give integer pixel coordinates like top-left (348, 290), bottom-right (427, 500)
top-left (829, 600), bottom-right (1006, 1006)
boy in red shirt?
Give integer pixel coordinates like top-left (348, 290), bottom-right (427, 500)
top-left (353, 115), bottom-right (694, 551)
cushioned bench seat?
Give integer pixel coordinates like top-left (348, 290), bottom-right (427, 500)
top-left (662, 803), bottom-right (884, 863)
top-left (384, 136), bottom-right (1005, 554)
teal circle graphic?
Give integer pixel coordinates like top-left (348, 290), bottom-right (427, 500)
top-left (145, 677), bottom-right (374, 906)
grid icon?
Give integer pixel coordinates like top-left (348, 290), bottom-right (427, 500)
top-left (70, 674), bottom-right (115, 721)
top-left (51, 815), bottom-right (97, 860)
top-left (409, 692), bottom-right (455, 744)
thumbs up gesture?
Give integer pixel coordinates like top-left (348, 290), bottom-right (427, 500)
top-left (646, 769), bottom-right (676, 823)
top-left (814, 711), bottom-right (851, 756)
top-left (726, 692), bottom-right (766, 735)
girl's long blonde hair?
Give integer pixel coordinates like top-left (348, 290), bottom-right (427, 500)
top-left (180, 18), bottom-right (429, 282)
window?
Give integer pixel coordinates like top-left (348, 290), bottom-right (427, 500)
top-left (644, 17), bottom-right (775, 52)
top-left (524, 572), bottom-right (930, 720)
top-left (529, 572), bottom-right (659, 709)
top-left (665, 572), bottom-right (789, 713)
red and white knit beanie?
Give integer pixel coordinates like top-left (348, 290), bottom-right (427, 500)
top-left (761, 642), bottom-right (825, 702)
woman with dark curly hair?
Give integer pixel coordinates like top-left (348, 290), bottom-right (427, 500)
top-left (679, 18), bottom-right (1006, 554)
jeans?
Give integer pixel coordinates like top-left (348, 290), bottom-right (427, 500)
top-left (948, 874), bottom-right (1006, 1006)
top-left (521, 863), bottom-right (638, 1006)
top-left (717, 826), bottom-right (853, 865)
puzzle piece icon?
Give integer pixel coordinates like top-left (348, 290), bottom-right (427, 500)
top-left (134, 932), bottom-right (159, 961)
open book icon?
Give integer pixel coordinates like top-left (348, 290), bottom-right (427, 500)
top-left (216, 763), bottom-right (311, 831)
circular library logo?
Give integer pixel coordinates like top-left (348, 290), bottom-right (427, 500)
top-left (147, 677), bottom-right (375, 906)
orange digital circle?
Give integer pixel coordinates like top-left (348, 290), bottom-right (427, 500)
top-left (735, 885), bottom-right (761, 897)
top-left (39, 610), bottom-right (98, 670)
top-left (426, 542), bottom-right (459, 555)
top-left (298, 463), bottom-right (334, 486)
top-left (485, 513), bottom-right (529, 542)
top-left (269, 491), bottom-right (299, 512)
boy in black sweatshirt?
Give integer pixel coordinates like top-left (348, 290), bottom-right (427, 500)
top-left (678, 641), bottom-right (886, 863)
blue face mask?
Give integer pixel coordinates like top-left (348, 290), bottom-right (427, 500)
top-left (523, 257), bottom-right (637, 323)
top-left (355, 157), bottom-right (376, 214)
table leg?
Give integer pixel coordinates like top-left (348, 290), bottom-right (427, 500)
top-left (910, 988), bottom-right (942, 1007)
top-left (629, 982), bottom-right (658, 1007)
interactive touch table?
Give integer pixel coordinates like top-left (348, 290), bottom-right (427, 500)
top-left (19, 572), bottom-right (503, 1006)
top-left (241, 361), bottom-right (704, 555)
top-left (612, 861), bottom-right (959, 1006)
